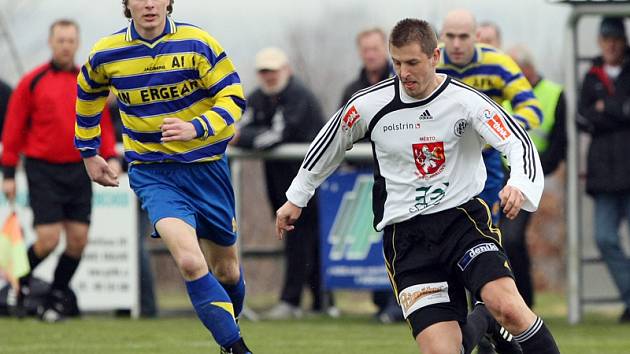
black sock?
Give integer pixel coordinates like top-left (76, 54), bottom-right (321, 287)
top-left (51, 253), bottom-right (81, 292)
top-left (19, 246), bottom-right (46, 287)
top-left (224, 338), bottom-right (252, 354)
top-left (27, 245), bottom-right (45, 271)
top-left (460, 304), bottom-right (492, 354)
top-left (513, 317), bottom-right (560, 354)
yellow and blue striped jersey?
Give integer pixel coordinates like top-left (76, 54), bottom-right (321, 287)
top-left (75, 17), bottom-right (245, 164)
top-left (437, 43), bottom-right (541, 130)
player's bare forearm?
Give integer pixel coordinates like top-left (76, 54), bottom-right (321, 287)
top-left (83, 155), bottom-right (119, 187)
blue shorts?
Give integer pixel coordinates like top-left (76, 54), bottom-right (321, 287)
top-left (128, 156), bottom-right (238, 246)
top-left (480, 148), bottom-right (505, 225)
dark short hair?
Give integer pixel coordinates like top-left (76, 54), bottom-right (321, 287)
top-left (390, 18), bottom-right (437, 57)
top-left (600, 16), bottom-right (626, 39)
top-left (122, 0), bottom-right (174, 19)
top-left (49, 19), bottom-right (79, 37)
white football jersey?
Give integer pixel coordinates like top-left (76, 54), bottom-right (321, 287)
top-left (286, 74), bottom-right (543, 231)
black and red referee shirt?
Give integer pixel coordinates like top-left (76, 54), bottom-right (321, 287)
top-left (1, 61), bottom-right (117, 178)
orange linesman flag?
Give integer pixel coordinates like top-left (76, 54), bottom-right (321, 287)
top-left (0, 212), bottom-right (30, 289)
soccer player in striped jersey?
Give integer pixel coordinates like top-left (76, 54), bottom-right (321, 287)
top-left (276, 18), bottom-right (559, 354)
top-left (75, 1), bottom-right (251, 353)
top-left (437, 9), bottom-right (543, 225)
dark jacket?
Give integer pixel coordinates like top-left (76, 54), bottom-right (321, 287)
top-left (577, 47), bottom-right (630, 194)
top-left (236, 76), bottom-right (325, 210)
top-left (237, 76), bottom-right (324, 150)
top-left (339, 63), bottom-right (394, 108)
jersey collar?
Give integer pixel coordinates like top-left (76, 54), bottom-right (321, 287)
top-left (125, 16), bottom-right (177, 43)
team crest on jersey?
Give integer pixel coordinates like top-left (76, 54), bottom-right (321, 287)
top-left (454, 119), bottom-right (467, 137)
top-left (412, 142), bottom-right (446, 178)
top-left (483, 109), bottom-right (511, 140)
top-left (342, 106), bottom-right (361, 131)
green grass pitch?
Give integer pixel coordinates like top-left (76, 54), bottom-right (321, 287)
top-left (1, 293), bottom-right (629, 353)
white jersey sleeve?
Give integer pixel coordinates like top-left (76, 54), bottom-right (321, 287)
top-left (286, 103), bottom-right (369, 207)
top-left (469, 101), bottom-right (544, 211)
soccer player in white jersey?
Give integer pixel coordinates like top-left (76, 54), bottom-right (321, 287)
top-left (276, 19), bottom-right (560, 354)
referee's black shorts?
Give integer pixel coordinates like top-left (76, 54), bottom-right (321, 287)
top-left (382, 197), bottom-right (514, 338)
top-left (24, 157), bottom-right (92, 226)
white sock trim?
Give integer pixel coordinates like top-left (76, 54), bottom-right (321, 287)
top-left (513, 317), bottom-right (543, 343)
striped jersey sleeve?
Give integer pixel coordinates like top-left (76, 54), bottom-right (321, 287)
top-left (455, 80), bottom-right (544, 211)
top-left (437, 44), bottom-right (542, 130)
top-left (75, 19), bottom-right (245, 164)
top-left (483, 49), bottom-right (542, 130)
top-left (286, 105), bottom-right (368, 207)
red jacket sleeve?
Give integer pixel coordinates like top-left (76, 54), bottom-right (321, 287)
top-left (98, 105), bottom-right (118, 160)
top-left (1, 76), bottom-right (32, 176)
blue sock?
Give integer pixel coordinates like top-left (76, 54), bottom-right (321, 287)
top-left (220, 268), bottom-right (246, 318)
top-left (186, 273), bottom-right (241, 347)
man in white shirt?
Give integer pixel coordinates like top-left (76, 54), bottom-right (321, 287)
top-left (276, 18), bottom-right (560, 354)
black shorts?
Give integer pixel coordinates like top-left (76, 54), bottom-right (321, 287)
top-left (24, 158), bottom-right (92, 226)
top-left (382, 197), bottom-right (513, 338)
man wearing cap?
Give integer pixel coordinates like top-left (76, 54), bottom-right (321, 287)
top-left (578, 16), bottom-right (630, 323)
top-left (234, 47), bottom-right (327, 319)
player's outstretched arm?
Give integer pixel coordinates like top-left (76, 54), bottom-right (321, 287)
top-left (83, 155), bottom-right (119, 187)
top-left (275, 201), bottom-right (302, 240)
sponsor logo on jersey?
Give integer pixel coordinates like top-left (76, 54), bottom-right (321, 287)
top-left (408, 182), bottom-right (449, 213)
top-left (398, 282), bottom-right (449, 318)
top-left (454, 119), bottom-right (467, 137)
top-left (457, 242), bottom-right (499, 271)
top-left (342, 105), bottom-right (361, 130)
top-left (412, 142), bottom-right (446, 178)
top-left (484, 109), bottom-right (511, 140)
top-left (382, 122), bottom-right (422, 133)
top-left (418, 109), bottom-right (434, 121)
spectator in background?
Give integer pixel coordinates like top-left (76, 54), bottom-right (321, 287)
top-left (477, 21), bottom-right (502, 49)
top-left (339, 28), bottom-right (402, 324)
top-left (502, 44), bottom-right (567, 308)
top-left (340, 28), bottom-right (394, 104)
top-left (0, 79), bottom-right (12, 139)
top-left (234, 47), bottom-right (330, 319)
top-left (1, 19), bottom-right (119, 322)
top-left (577, 16), bottom-right (630, 324)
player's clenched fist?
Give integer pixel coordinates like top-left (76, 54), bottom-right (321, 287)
top-left (499, 185), bottom-right (525, 220)
top-left (161, 117), bottom-right (197, 142)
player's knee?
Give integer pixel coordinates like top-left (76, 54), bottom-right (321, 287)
top-left (177, 254), bottom-right (207, 279)
top-left (37, 234), bottom-right (61, 254)
top-left (418, 339), bottom-right (461, 354)
top-left (213, 261), bottom-right (240, 285)
top-left (65, 234), bottom-right (88, 256)
top-left (485, 292), bottom-right (526, 327)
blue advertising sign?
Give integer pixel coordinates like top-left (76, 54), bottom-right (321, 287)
top-left (318, 169), bottom-right (390, 290)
